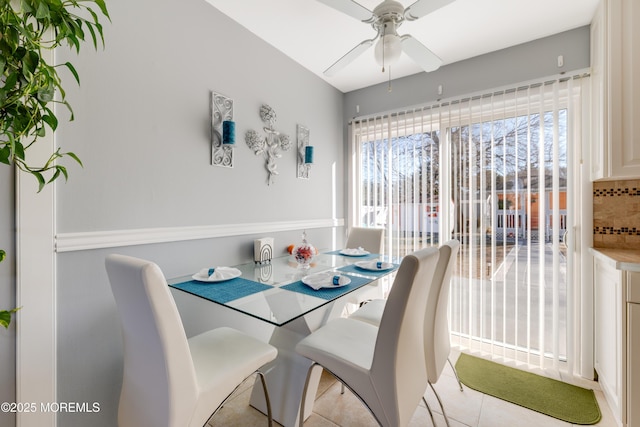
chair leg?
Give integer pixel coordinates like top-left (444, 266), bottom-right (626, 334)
top-left (257, 371), bottom-right (273, 427)
top-left (299, 362), bottom-right (318, 427)
top-left (206, 370), bottom-right (272, 427)
top-left (422, 396), bottom-right (437, 427)
top-left (447, 357), bottom-right (464, 392)
top-left (428, 381), bottom-right (451, 427)
top-left (301, 364), bottom-right (387, 427)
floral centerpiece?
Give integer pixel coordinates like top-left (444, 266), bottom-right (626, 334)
top-left (292, 231), bottom-right (315, 269)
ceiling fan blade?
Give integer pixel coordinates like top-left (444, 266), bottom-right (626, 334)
top-left (401, 35), bottom-right (442, 72)
top-left (316, 0), bottom-right (375, 23)
top-left (324, 38), bottom-right (375, 76)
top-left (404, 0), bottom-right (455, 21)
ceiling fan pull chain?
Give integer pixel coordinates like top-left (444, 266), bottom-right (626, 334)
top-left (381, 23), bottom-right (387, 73)
top-left (388, 65), bottom-right (392, 92)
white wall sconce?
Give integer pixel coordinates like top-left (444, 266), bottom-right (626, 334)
top-left (297, 124), bottom-right (314, 179)
top-left (246, 104), bottom-right (291, 185)
top-left (211, 91), bottom-right (234, 168)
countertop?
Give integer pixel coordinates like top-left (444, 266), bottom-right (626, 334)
top-left (590, 248), bottom-right (640, 272)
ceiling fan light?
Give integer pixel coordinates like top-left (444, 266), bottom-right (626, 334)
top-left (374, 33), bottom-right (402, 66)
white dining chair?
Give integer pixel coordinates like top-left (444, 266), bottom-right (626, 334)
top-left (345, 226), bottom-right (384, 253)
top-left (105, 254), bottom-right (278, 427)
top-left (343, 226), bottom-right (386, 310)
top-left (295, 246), bottom-right (440, 427)
top-left (348, 240), bottom-right (462, 427)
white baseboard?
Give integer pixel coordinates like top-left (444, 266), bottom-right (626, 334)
top-left (56, 218), bottom-right (345, 252)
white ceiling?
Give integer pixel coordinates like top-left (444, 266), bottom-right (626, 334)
top-left (204, 0), bottom-right (599, 93)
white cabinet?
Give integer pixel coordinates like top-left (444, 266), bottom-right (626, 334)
top-left (590, 0), bottom-right (608, 180)
top-left (590, 0), bottom-right (640, 181)
top-left (594, 253), bottom-right (640, 427)
top-left (628, 275), bottom-right (640, 427)
top-left (594, 256), bottom-right (623, 423)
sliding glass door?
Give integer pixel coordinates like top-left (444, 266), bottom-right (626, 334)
top-left (351, 76), bottom-right (588, 370)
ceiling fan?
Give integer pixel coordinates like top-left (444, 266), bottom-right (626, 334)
top-left (318, 0), bottom-right (455, 76)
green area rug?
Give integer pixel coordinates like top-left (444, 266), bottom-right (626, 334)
top-left (455, 353), bottom-right (601, 425)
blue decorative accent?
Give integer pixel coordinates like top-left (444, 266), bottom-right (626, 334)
top-left (304, 145), bottom-right (314, 163)
top-left (169, 277), bottom-right (272, 304)
top-left (222, 120), bottom-right (235, 145)
top-left (281, 274), bottom-right (372, 300)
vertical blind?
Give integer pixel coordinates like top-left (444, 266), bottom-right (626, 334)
top-left (350, 75), bottom-right (589, 370)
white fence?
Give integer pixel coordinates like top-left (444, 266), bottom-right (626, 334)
top-left (362, 203), bottom-right (567, 242)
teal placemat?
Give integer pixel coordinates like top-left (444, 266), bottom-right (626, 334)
top-left (281, 274), bottom-right (373, 300)
top-left (170, 277), bottom-right (272, 304)
top-left (337, 263), bottom-right (399, 277)
top-left (324, 250), bottom-right (379, 260)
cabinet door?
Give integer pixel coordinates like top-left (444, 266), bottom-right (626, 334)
top-left (592, 0), bottom-right (640, 180)
top-left (608, 0), bottom-right (640, 179)
top-left (594, 258), bottom-right (623, 422)
top-left (629, 302), bottom-right (640, 427)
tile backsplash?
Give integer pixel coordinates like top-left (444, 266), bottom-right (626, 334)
top-left (593, 179), bottom-right (640, 249)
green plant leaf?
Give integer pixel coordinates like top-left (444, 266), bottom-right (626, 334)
top-left (0, 307), bottom-right (21, 329)
top-left (35, 2), bottom-right (50, 20)
top-left (22, 50), bottom-right (39, 75)
top-left (85, 21), bottom-right (97, 48)
top-left (48, 167), bottom-right (61, 183)
top-left (63, 61), bottom-right (80, 84)
top-left (14, 46), bottom-right (26, 60)
top-left (37, 85), bottom-right (54, 102)
top-left (42, 114), bottom-right (58, 131)
top-left (14, 141), bottom-right (25, 160)
top-left (20, 0), bottom-right (34, 14)
top-left (90, 0), bottom-right (110, 20)
top-left (33, 171), bottom-right (45, 192)
top-left (65, 151), bottom-right (83, 167)
top-left (4, 72), bottom-right (18, 90)
top-left (0, 249), bottom-right (5, 262)
top-left (0, 148), bottom-right (10, 165)
top-left (0, 311), bottom-right (11, 328)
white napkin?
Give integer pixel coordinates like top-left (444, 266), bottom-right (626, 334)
top-left (303, 273), bottom-right (350, 290)
top-left (341, 247), bottom-right (369, 255)
top-left (359, 260), bottom-right (391, 270)
top-left (198, 267), bottom-right (239, 280)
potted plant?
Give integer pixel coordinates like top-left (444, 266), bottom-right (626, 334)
top-left (0, 0), bottom-right (110, 328)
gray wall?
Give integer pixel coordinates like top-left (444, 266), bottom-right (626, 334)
top-left (56, 0), bottom-right (344, 231)
top-left (53, 0), bottom-right (343, 425)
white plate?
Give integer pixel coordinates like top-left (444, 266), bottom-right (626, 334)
top-left (191, 267), bottom-right (242, 283)
top-left (302, 273), bottom-right (351, 290)
top-left (355, 261), bottom-right (394, 271)
top-left (339, 249), bottom-right (370, 257)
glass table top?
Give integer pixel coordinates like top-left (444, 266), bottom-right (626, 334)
top-left (168, 251), bottom-right (399, 327)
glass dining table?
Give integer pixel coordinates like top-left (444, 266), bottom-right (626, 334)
top-left (168, 250), bottom-right (399, 427)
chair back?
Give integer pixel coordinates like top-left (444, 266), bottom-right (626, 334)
top-left (371, 246), bottom-right (440, 427)
top-left (424, 240), bottom-right (460, 383)
top-left (106, 254), bottom-right (198, 427)
top-left (345, 227), bottom-right (384, 254)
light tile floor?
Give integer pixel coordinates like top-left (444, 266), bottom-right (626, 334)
top-left (208, 350), bottom-right (619, 427)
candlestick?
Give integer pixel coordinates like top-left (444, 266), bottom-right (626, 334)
top-left (222, 120), bottom-right (235, 145)
top-left (304, 145), bottom-right (314, 164)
